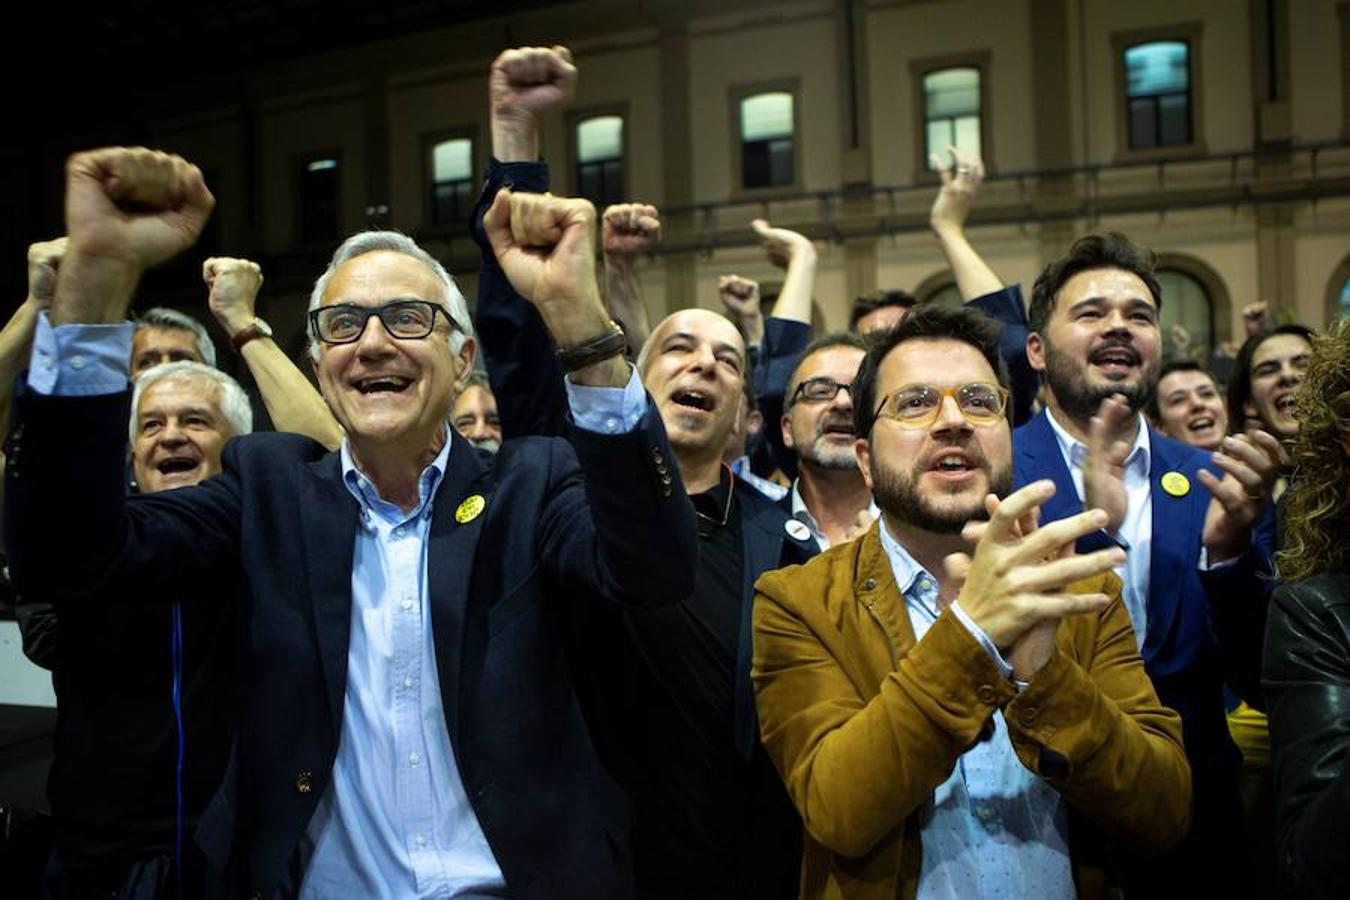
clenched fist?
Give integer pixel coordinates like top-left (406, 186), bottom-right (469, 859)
top-left (602, 204), bottom-right (662, 258)
top-left (203, 257), bottom-right (264, 336)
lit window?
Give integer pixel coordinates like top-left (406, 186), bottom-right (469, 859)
top-left (739, 92), bottom-right (795, 189)
top-left (1124, 41), bottom-right (1193, 150)
top-left (430, 138), bottom-right (474, 226)
top-left (576, 115), bottom-right (624, 209)
top-left (300, 157), bottom-right (339, 244)
top-left (923, 68), bottom-right (982, 168)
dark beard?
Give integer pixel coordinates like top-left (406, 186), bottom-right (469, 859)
top-left (1043, 338), bottom-right (1156, 423)
top-left (871, 453), bottom-right (1014, 535)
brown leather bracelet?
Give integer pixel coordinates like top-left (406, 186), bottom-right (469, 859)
top-left (230, 318), bottom-right (273, 353)
top-left (557, 321), bottom-right (627, 373)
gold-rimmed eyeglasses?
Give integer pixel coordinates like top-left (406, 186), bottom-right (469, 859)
top-left (873, 382), bottom-right (1009, 428)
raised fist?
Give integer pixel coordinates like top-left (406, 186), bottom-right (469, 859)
top-left (203, 257), bottom-right (264, 335)
top-left (26, 237), bottom-right (69, 308)
top-left (929, 146), bottom-right (985, 234)
top-left (490, 45), bottom-right (577, 123)
top-left (484, 189), bottom-right (600, 308)
top-left (751, 219), bottom-right (813, 270)
top-left (64, 147), bottom-right (213, 271)
top-left (602, 203), bottom-right (662, 257)
top-left (718, 275), bottom-right (761, 320)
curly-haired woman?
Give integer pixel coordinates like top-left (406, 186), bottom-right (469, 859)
top-left (1264, 315), bottom-right (1350, 899)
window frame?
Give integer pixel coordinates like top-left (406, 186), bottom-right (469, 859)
top-left (1112, 24), bottom-right (1206, 161)
top-left (729, 79), bottom-right (803, 198)
top-left (294, 150), bottom-right (344, 247)
top-left (565, 104), bottom-right (630, 212)
top-left (422, 127), bottom-right (480, 233)
top-left (910, 52), bottom-right (993, 182)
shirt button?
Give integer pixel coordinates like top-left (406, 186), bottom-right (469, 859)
top-left (402, 676), bottom-right (414, 689)
top-left (918, 578), bottom-right (933, 591)
top-left (69, 355), bottom-right (85, 369)
top-left (978, 807), bottom-right (994, 822)
top-left (606, 417), bottom-right (621, 433)
top-left (408, 751), bottom-right (421, 767)
top-left (415, 834), bottom-right (428, 848)
top-left (401, 598), bottom-right (414, 611)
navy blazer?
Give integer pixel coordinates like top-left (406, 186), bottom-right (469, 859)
top-left (4, 384), bottom-right (696, 900)
top-left (1015, 411), bottom-right (1246, 768)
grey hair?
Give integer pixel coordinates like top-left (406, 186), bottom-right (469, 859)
top-left (137, 307), bottom-right (218, 368)
top-left (307, 230), bottom-right (475, 361)
top-left (130, 360), bottom-right (253, 445)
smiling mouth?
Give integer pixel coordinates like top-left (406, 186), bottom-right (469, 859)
top-left (156, 458), bottom-right (199, 476)
top-left (1090, 346), bottom-right (1140, 370)
top-left (1274, 394), bottom-right (1297, 415)
top-left (1187, 416), bottom-right (1216, 432)
top-left (355, 376), bottom-right (412, 394)
top-left (928, 451), bottom-right (977, 474)
top-left (672, 390), bottom-right (714, 412)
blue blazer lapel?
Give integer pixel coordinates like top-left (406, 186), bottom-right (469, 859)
top-left (426, 432), bottom-right (492, 757)
top-left (1143, 430), bottom-right (1205, 662)
top-left (1013, 411), bottom-right (1082, 522)
top-left (734, 488), bottom-right (815, 760)
top-left (300, 453), bottom-right (361, 731)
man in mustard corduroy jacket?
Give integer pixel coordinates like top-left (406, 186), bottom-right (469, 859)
top-left (752, 305), bottom-right (1191, 900)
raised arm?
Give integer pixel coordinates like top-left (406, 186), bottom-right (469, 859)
top-left (204, 257), bottom-right (342, 449)
top-left (473, 45), bottom-right (576, 439)
top-left (929, 148), bottom-right (1003, 301)
top-left (601, 202), bottom-right (659, 354)
top-left (0, 239), bottom-right (66, 438)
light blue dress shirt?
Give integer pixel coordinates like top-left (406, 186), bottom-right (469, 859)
top-left (877, 524), bottom-right (1075, 900)
top-left (29, 312), bottom-right (649, 898)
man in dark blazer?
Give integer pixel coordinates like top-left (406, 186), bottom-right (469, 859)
top-left (473, 46), bottom-right (813, 899)
top-left (5, 145), bottom-right (696, 899)
top-left (974, 233), bottom-right (1281, 898)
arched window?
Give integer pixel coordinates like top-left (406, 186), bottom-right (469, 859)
top-left (575, 114), bottom-right (625, 209)
top-left (429, 137), bottom-right (474, 226)
top-left (739, 91), bottom-right (795, 189)
top-left (1156, 268), bottom-right (1213, 361)
top-left (1124, 40), bottom-right (1193, 150)
top-left (923, 68), bottom-right (982, 168)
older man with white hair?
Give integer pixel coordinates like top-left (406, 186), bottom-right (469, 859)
top-left (17, 360), bottom-right (251, 900)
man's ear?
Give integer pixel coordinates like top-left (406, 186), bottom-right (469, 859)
top-left (780, 413), bottom-right (795, 451)
top-left (1026, 331), bottom-right (1047, 373)
top-left (855, 436), bottom-right (874, 491)
top-left (454, 337), bottom-right (478, 392)
top-left (745, 408), bottom-right (763, 437)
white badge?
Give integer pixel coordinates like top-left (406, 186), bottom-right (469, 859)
top-left (785, 519), bottom-right (812, 542)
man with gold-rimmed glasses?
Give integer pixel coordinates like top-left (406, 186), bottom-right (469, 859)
top-left (751, 303), bottom-right (1191, 899)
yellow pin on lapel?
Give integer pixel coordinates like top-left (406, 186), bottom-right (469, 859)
top-left (455, 494), bottom-right (486, 524)
top-left (1161, 471), bottom-right (1190, 497)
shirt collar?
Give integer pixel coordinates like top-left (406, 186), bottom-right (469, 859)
top-left (790, 479), bottom-right (882, 545)
top-left (340, 427), bottom-right (452, 527)
top-left (1044, 407), bottom-right (1152, 478)
top-left (876, 519), bottom-right (932, 598)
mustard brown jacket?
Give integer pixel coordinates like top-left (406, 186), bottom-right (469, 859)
top-left (752, 523), bottom-right (1192, 900)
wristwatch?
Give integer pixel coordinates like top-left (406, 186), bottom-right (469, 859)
top-left (231, 317), bottom-right (273, 353)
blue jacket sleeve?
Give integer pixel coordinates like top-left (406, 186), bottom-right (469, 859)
top-left (969, 284), bottom-right (1038, 427)
top-left (470, 158), bottom-right (570, 440)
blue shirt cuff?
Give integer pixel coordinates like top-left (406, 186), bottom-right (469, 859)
top-left (27, 311), bottom-right (133, 396)
top-left (565, 365), bottom-right (647, 435)
top-left (950, 600), bottom-right (1017, 683)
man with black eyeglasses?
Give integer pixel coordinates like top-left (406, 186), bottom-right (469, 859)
top-left (779, 332), bottom-right (877, 549)
top-left (5, 145), bottom-right (697, 900)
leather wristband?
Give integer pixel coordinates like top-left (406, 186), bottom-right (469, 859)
top-left (230, 318), bottom-right (273, 354)
top-left (557, 321), bottom-right (627, 373)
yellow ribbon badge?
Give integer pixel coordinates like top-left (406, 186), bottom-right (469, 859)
top-left (455, 494), bottom-right (486, 524)
top-left (1161, 471), bottom-right (1190, 497)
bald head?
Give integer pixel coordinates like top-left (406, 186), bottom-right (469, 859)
top-left (638, 308), bottom-right (748, 460)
